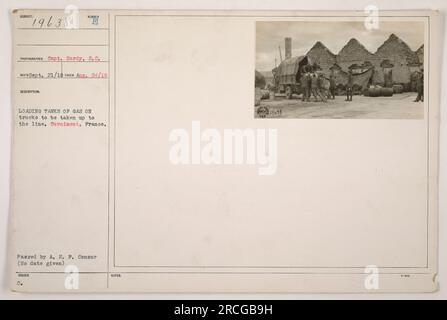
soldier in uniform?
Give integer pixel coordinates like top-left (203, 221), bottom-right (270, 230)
top-left (300, 70), bottom-right (310, 102)
top-left (310, 72), bottom-right (320, 102)
top-left (414, 69), bottom-right (424, 102)
top-left (329, 74), bottom-right (336, 99)
top-left (346, 70), bottom-right (354, 102)
top-left (316, 72), bottom-right (327, 102)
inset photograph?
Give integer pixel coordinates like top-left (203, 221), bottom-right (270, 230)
top-left (255, 21), bottom-right (425, 119)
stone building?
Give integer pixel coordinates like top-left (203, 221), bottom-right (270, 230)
top-left (305, 33), bottom-right (423, 89)
top-left (416, 44), bottom-right (424, 65)
top-left (305, 41), bottom-right (336, 75)
top-left (266, 34), bottom-right (423, 95)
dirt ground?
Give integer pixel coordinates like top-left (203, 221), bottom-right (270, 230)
top-left (255, 92), bottom-right (424, 119)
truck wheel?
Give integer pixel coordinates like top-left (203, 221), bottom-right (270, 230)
top-left (285, 86), bottom-right (292, 99)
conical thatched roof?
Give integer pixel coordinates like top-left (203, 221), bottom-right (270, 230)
top-left (376, 34), bottom-right (415, 58)
top-left (337, 38), bottom-right (375, 63)
top-left (416, 44), bottom-right (424, 55)
top-left (306, 41), bottom-right (336, 73)
top-left (308, 41), bottom-right (336, 57)
top-left (307, 41), bottom-right (335, 61)
top-left (416, 44), bottom-right (424, 65)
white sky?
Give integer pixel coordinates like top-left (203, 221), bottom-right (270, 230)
top-left (256, 21), bottom-right (425, 71)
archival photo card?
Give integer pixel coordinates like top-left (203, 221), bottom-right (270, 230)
top-left (9, 10), bottom-right (440, 293)
top-left (255, 21), bottom-right (426, 119)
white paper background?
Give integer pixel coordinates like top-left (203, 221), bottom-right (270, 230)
top-left (0, 0), bottom-right (445, 299)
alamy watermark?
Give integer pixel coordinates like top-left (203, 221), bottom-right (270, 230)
top-left (169, 121), bottom-right (278, 175)
top-left (364, 265), bottom-right (380, 290)
top-left (364, 5), bottom-right (380, 30)
top-left (64, 265), bottom-right (79, 290)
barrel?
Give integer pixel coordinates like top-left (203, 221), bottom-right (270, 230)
top-left (367, 87), bottom-right (382, 97)
top-left (392, 84), bottom-right (404, 94)
top-left (380, 88), bottom-right (394, 97)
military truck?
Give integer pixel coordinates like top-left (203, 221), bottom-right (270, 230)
top-left (273, 55), bottom-right (376, 99)
top-left (273, 55), bottom-right (312, 99)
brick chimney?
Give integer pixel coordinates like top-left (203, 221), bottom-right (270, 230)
top-left (285, 37), bottom-right (292, 59)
